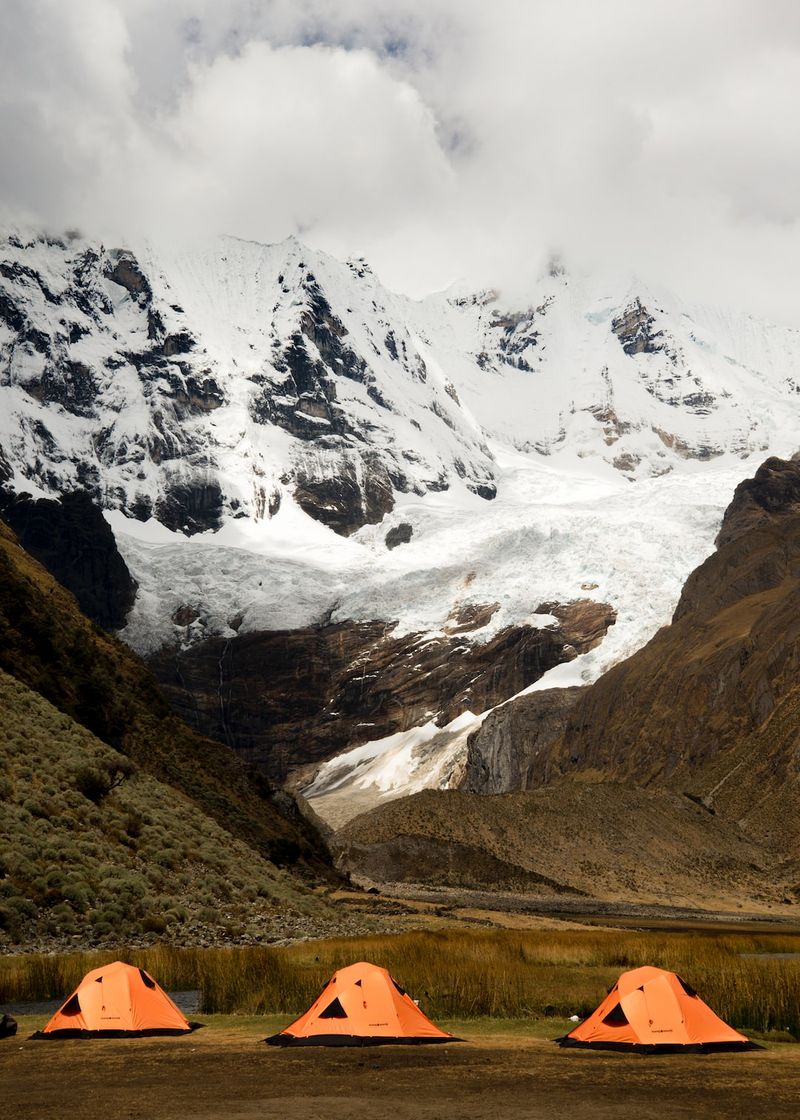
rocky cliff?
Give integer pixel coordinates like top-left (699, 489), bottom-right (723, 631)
top-left (461, 687), bottom-right (583, 794)
top-left (0, 488), bottom-right (137, 630)
top-left (150, 599), bottom-right (616, 782)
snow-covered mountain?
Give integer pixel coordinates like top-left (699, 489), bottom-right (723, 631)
top-left (2, 228), bottom-right (799, 816)
top-left (3, 228), bottom-right (798, 533)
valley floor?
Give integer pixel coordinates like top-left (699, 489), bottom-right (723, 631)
top-left (3, 1017), bottom-right (799, 1119)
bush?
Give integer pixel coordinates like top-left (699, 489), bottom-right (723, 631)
top-left (74, 757), bottom-right (136, 804)
top-left (4, 895), bottom-right (37, 919)
top-left (124, 811), bottom-right (142, 838)
top-left (74, 767), bottom-right (110, 804)
top-left (142, 914), bottom-right (167, 935)
top-left (61, 884), bottom-right (90, 912)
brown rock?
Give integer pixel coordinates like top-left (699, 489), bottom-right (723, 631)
top-left (462, 687), bottom-right (583, 793)
top-left (444, 601), bottom-right (499, 634)
top-left (149, 604), bottom-right (617, 784)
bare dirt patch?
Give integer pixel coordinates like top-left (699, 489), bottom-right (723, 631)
top-left (2, 1019), bottom-right (799, 1120)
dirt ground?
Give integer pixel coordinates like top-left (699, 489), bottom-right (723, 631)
top-left (3, 1018), bottom-right (800, 1120)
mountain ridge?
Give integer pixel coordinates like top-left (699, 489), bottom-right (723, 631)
top-left (3, 228), bottom-right (800, 807)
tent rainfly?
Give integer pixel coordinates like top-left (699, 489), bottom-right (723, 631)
top-left (265, 961), bottom-right (459, 1047)
top-left (558, 965), bottom-right (754, 1052)
top-left (35, 960), bottom-right (193, 1038)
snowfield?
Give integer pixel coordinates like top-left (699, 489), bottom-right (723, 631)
top-left (112, 443), bottom-right (750, 672)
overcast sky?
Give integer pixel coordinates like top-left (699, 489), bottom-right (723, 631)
top-left (1, 0), bottom-right (799, 318)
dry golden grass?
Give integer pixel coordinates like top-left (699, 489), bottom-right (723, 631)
top-left (3, 928), bottom-right (800, 1035)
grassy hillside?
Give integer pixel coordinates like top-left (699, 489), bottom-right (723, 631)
top-left (0, 669), bottom-right (343, 946)
top-left (0, 515), bottom-right (380, 947)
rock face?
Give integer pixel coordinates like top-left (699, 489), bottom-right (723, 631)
top-left (149, 600), bottom-right (616, 783)
top-left (0, 489), bottom-right (137, 630)
top-left (385, 522), bottom-right (413, 550)
top-left (611, 298), bottom-right (669, 357)
top-left (537, 456), bottom-right (800, 853)
top-left (293, 454), bottom-right (395, 536)
top-left (462, 687), bottom-right (583, 794)
top-left (450, 600), bottom-right (615, 794)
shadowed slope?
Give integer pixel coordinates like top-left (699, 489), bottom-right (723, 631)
top-left (0, 517), bottom-right (331, 874)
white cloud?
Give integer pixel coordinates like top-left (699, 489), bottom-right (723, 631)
top-left (1, 0), bottom-right (799, 320)
top-left (156, 41), bottom-right (454, 246)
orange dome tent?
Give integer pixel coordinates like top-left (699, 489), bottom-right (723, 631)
top-left (36, 960), bottom-right (193, 1038)
top-left (558, 965), bottom-right (753, 1052)
top-left (265, 961), bottom-right (459, 1047)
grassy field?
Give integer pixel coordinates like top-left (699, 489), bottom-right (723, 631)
top-left (2, 927), bottom-right (800, 1037)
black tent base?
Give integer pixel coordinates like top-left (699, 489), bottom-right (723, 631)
top-left (30, 1025), bottom-right (206, 1039)
top-left (265, 1033), bottom-right (463, 1047)
top-left (556, 1036), bottom-right (761, 1054)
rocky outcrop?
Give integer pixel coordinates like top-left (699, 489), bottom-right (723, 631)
top-left (536, 599), bottom-right (617, 653)
top-left (105, 252), bottom-right (153, 302)
top-left (714, 454), bottom-right (800, 548)
top-left (538, 456), bottom-right (800, 854)
top-left (149, 601), bottom-right (616, 783)
top-left (462, 687), bottom-right (583, 793)
top-left (293, 454), bottom-right (395, 536)
top-left (612, 298), bottom-right (668, 357)
top-left (445, 601), bottom-right (499, 634)
top-left (0, 489), bottom-right (137, 630)
top-left (385, 522), bottom-right (413, 549)
top-left (453, 600), bottom-right (615, 793)
top-left (154, 474), bottom-right (224, 535)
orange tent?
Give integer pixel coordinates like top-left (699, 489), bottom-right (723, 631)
top-left (559, 965), bottom-right (752, 1052)
top-left (266, 961), bottom-right (458, 1047)
top-left (37, 960), bottom-right (192, 1038)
